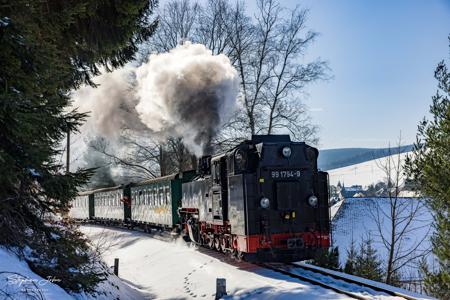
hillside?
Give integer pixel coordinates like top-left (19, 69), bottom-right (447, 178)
top-left (318, 145), bottom-right (413, 171)
top-left (327, 151), bottom-right (411, 187)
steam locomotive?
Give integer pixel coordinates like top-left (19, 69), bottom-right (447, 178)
top-left (70, 135), bottom-right (331, 262)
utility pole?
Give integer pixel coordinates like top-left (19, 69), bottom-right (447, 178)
top-left (66, 129), bottom-right (70, 173)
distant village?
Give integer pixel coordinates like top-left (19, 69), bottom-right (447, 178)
top-left (329, 180), bottom-right (418, 204)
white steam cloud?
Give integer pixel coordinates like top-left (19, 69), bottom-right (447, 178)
top-left (135, 42), bottom-right (239, 156)
top-left (71, 66), bottom-right (144, 138)
top-left (71, 42), bottom-right (239, 158)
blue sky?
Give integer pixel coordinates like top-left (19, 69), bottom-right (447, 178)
top-left (263, 0), bottom-right (450, 149)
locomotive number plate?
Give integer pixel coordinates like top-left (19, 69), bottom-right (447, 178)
top-left (287, 238), bottom-right (304, 249)
top-left (271, 170), bottom-right (301, 179)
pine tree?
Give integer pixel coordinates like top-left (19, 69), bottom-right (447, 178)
top-left (405, 42), bottom-right (450, 298)
top-left (313, 246), bottom-right (341, 271)
top-left (353, 238), bottom-right (384, 282)
top-left (0, 0), bottom-right (157, 293)
top-left (344, 239), bottom-right (357, 274)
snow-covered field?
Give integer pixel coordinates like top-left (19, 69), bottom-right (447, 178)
top-left (327, 152), bottom-right (411, 187)
top-left (0, 246), bottom-right (150, 300)
top-left (80, 224), bottom-right (433, 300)
top-left (333, 198), bottom-right (434, 280)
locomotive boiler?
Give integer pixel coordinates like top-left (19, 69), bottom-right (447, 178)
top-left (179, 135), bottom-right (330, 262)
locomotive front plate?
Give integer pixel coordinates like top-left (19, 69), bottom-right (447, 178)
top-left (287, 238), bottom-right (305, 249)
top-left (270, 170), bottom-right (301, 179)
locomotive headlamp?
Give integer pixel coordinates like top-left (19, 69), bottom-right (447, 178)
top-left (282, 146), bottom-right (292, 158)
top-left (308, 195), bottom-right (319, 207)
top-left (260, 197), bottom-right (270, 209)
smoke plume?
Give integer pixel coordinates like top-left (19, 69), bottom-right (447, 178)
top-left (135, 42), bottom-right (239, 156)
top-left (71, 41), bottom-right (238, 174)
top-left (71, 66), bottom-right (146, 138)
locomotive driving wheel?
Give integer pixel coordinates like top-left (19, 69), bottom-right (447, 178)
top-left (236, 250), bottom-right (244, 262)
top-left (214, 237), bottom-right (222, 251)
top-left (220, 237), bottom-right (227, 253)
top-left (207, 235), bottom-right (214, 249)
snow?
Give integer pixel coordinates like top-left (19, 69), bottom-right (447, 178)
top-left (332, 198), bottom-right (435, 280)
top-left (328, 152), bottom-right (411, 187)
top-left (80, 224), bottom-right (421, 299)
top-left (0, 247), bottom-right (72, 300)
top-left (0, 246), bottom-right (148, 300)
top-left (330, 199), bottom-right (345, 220)
top-left (80, 225), bottom-right (354, 299)
top-left (291, 263), bottom-right (434, 300)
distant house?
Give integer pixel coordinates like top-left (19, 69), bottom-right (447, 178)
top-left (337, 182), bottom-right (365, 199)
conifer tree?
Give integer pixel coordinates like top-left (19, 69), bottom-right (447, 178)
top-left (0, 0), bottom-right (157, 293)
top-left (344, 239), bottom-right (357, 275)
top-left (405, 42), bottom-right (450, 298)
top-left (313, 246), bottom-right (341, 271)
top-left (353, 238), bottom-right (384, 282)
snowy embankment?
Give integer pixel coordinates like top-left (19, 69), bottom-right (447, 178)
top-left (0, 246), bottom-right (148, 300)
top-left (327, 152), bottom-right (411, 187)
top-left (80, 224), bottom-right (427, 300)
top-left (80, 225), bottom-right (355, 300)
top-left (332, 198), bottom-right (434, 279)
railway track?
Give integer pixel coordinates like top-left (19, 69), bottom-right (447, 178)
top-left (263, 262), bottom-right (423, 300)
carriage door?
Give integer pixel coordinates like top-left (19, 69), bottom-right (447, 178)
top-left (211, 157), bottom-right (228, 224)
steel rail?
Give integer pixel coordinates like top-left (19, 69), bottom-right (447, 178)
top-left (288, 262), bottom-right (421, 300)
top-left (262, 263), bottom-right (371, 300)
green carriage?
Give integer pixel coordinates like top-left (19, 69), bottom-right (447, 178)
top-left (130, 171), bottom-right (195, 227)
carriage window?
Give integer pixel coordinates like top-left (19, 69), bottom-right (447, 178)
top-left (163, 187), bottom-right (167, 205)
top-left (165, 187), bottom-right (170, 204)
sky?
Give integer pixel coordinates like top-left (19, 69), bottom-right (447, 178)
top-left (246, 0), bottom-right (450, 149)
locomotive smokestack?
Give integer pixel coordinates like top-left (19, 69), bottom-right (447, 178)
top-left (135, 42), bottom-right (239, 157)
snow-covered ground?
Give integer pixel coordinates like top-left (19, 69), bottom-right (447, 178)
top-left (80, 225), bottom-right (351, 299)
top-left (330, 199), bottom-right (345, 219)
top-left (80, 224), bottom-right (429, 299)
top-left (332, 198), bottom-right (434, 281)
top-left (328, 152), bottom-right (411, 187)
top-left (0, 246), bottom-right (148, 300)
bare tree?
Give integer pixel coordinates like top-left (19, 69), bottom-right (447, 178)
top-left (147, 0), bottom-right (327, 146)
top-left (88, 133), bottom-right (161, 181)
top-left (226, 0), bottom-right (327, 143)
top-left (371, 136), bottom-right (432, 285)
top-left (151, 0), bottom-right (200, 52)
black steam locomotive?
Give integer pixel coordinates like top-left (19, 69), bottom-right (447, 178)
top-left (70, 135), bottom-right (331, 262)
